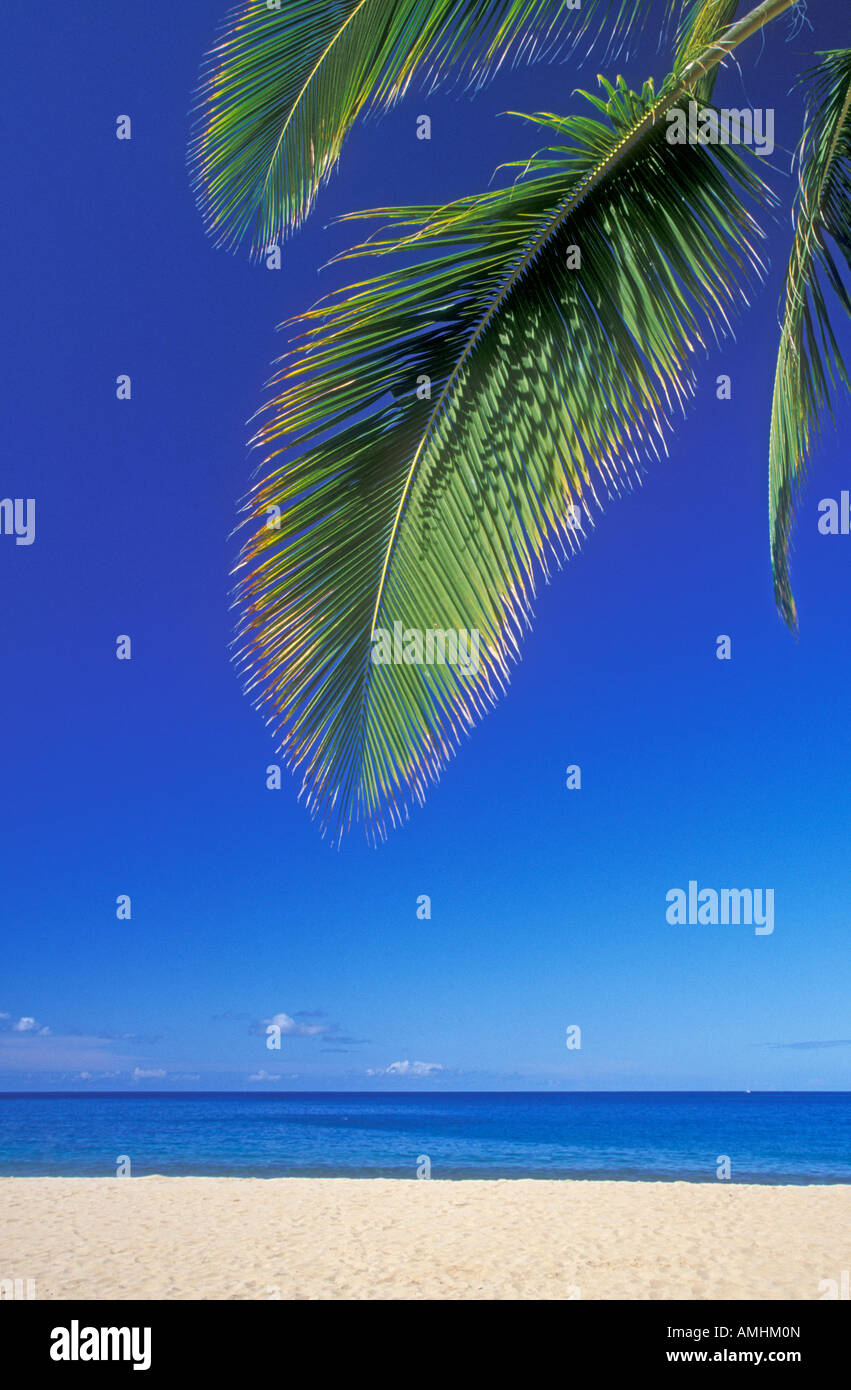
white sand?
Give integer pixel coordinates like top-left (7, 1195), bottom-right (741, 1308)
top-left (1, 1177), bottom-right (847, 1300)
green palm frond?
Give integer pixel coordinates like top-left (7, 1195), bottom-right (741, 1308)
top-left (673, 0), bottom-right (740, 100)
top-left (233, 74), bottom-right (769, 841)
top-left (769, 48), bottom-right (851, 631)
top-left (188, 0), bottom-right (680, 255)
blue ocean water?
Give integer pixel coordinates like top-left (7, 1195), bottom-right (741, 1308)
top-left (0, 1093), bottom-right (848, 1181)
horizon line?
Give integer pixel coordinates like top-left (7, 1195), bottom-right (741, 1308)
top-left (2, 1089), bottom-right (849, 1098)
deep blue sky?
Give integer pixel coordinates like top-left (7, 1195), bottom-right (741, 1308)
top-left (1, 0), bottom-right (849, 1091)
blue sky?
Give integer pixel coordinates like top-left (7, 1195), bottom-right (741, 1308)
top-left (1, 0), bottom-right (849, 1092)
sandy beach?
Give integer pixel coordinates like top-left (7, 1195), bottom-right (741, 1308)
top-left (1, 1176), bottom-right (848, 1300)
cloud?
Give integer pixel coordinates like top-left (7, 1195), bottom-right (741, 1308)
top-left (248, 1009), bottom-right (368, 1046)
top-left (765, 1039), bottom-right (851, 1050)
top-left (132, 1068), bottom-right (166, 1080)
top-left (0, 1003), bottom-right (173, 1077)
top-left (367, 1060), bottom-right (444, 1078)
top-left (248, 1070), bottom-right (280, 1082)
top-left (1, 1015), bottom-right (51, 1035)
top-left (254, 1011), bottom-right (329, 1039)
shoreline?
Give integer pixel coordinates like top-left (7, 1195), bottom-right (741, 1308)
top-left (2, 1176), bottom-right (849, 1300)
top-left (1, 1171), bottom-right (849, 1184)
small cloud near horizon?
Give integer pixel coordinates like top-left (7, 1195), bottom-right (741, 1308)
top-left (250, 1010), bottom-right (368, 1046)
top-left (367, 1060), bottom-right (444, 1078)
top-left (0, 1014), bottom-right (51, 1035)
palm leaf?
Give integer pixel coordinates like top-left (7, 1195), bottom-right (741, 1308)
top-left (769, 48), bottom-right (851, 631)
top-left (673, 0), bottom-right (739, 100)
top-left (233, 72), bottom-right (770, 841)
top-left (188, 0), bottom-right (681, 255)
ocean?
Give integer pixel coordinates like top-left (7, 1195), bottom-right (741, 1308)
top-left (0, 1092), bottom-right (848, 1181)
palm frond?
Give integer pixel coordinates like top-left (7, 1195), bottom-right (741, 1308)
top-left (233, 74), bottom-right (769, 841)
top-left (188, 0), bottom-right (681, 255)
top-left (769, 48), bottom-right (851, 630)
top-left (673, 0), bottom-right (739, 100)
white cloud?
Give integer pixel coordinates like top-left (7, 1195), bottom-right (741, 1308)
top-left (248, 1069), bottom-right (280, 1082)
top-left (262, 1012), bottom-right (327, 1038)
top-left (367, 1060), bottom-right (444, 1078)
top-left (4, 1016), bottom-right (51, 1035)
top-left (132, 1068), bottom-right (166, 1081)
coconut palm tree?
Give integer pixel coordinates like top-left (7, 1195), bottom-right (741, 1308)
top-left (769, 45), bottom-right (851, 628)
top-left (189, 0), bottom-right (681, 251)
top-left (189, 0), bottom-right (851, 841)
